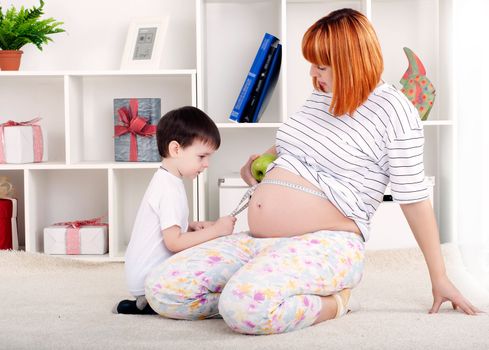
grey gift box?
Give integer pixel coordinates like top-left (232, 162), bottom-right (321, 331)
top-left (113, 98), bottom-right (161, 162)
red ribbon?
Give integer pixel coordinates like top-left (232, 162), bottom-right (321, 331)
top-left (0, 117), bottom-right (43, 163)
top-left (53, 216), bottom-right (108, 255)
top-left (114, 99), bottom-right (157, 161)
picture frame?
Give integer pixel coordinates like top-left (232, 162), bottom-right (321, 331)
top-left (120, 16), bottom-right (169, 70)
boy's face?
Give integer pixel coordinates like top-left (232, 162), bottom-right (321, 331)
top-left (175, 140), bottom-right (216, 179)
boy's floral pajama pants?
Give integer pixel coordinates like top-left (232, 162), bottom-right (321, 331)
top-left (145, 230), bottom-right (364, 334)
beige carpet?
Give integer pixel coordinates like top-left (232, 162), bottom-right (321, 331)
top-left (1, 244), bottom-right (488, 350)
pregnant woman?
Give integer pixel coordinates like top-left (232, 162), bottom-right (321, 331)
top-left (145, 8), bottom-right (479, 334)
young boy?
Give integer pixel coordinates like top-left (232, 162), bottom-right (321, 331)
top-left (115, 106), bottom-right (236, 314)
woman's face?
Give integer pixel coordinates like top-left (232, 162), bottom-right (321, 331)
top-left (310, 64), bottom-right (332, 93)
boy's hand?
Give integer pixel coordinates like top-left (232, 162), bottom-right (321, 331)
top-left (188, 221), bottom-right (214, 231)
top-left (213, 216), bottom-right (237, 236)
top-left (188, 221), bottom-right (203, 231)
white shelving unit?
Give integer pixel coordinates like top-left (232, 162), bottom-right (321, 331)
top-left (0, 0), bottom-right (455, 261)
top-left (0, 70), bottom-right (197, 261)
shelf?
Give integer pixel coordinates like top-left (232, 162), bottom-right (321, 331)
top-left (217, 121), bottom-right (453, 128)
top-left (0, 162), bottom-right (162, 170)
top-left (217, 122), bottom-right (282, 128)
top-left (0, 162), bottom-right (66, 170)
top-left (67, 162), bottom-right (161, 169)
top-left (49, 254), bottom-right (123, 263)
top-left (0, 69), bottom-right (196, 77)
top-left (68, 70), bottom-right (196, 77)
top-left (422, 120), bottom-right (454, 126)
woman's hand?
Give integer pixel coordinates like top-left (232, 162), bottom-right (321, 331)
top-left (430, 275), bottom-right (482, 315)
top-left (241, 154), bottom-right (260, 186)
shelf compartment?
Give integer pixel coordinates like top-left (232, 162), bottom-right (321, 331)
top-left (203, 127), bottom-right (277, 220)
top-left (285, 0), bottom-right (363, 117)
top-left (66, 73), bottom-right (195, 164)
top-left (0, 75), bottom-right (66, 163)
top-left (371, 0), bottom-right (445, 121)
top-left (199, 0), bottom-right (283, 123)
top-left (25, 169), bottom-right (109, 254)
top-left (422, 125), bottom-right (454, 242)
top-left (9, 0), bottom-right (197, 71)
top-left (109, 168), bottom-right (196, 259)
top-left (429, 125), bottom-right (454, 242)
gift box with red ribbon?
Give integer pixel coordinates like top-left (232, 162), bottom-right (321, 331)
top-left (114, 98), bottom-right (161, 162)
top-left (0, 198), bottom-right (19, 250)
top-left (0, 117), bottom-right (48, 164)
top-left (43, 217), bottom-right (108, 255)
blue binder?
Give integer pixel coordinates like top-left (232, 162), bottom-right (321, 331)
top-left (247, 43), bottom-right (282, 123)
top-left (229, 33), bottom-right (279, 122)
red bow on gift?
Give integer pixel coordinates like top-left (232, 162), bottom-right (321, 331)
top-left (0, 117), bottom-right (44, 163)
top-left (53, 216), bottom-right (108, 255)
top-left (53, 216), bottom-right (107, 229)
top-left (114, 99), bottom-right (157, 161)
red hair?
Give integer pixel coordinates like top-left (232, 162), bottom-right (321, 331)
top-left (302, 8), bottom-right (384, 116)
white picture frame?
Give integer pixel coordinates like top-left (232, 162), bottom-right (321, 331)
top-left (120, 16), bottom-right (169, 70)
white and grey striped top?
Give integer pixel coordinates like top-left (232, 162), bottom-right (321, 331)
top-left (268, 83), bottom-right (429, 241)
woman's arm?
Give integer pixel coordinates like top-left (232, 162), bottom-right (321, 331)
top-left (401, 199), bottom-right (480, 315)
top-left (240, 145), bottom-right (277, 186)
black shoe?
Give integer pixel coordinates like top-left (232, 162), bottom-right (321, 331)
top-left (114, 299), bottom-right (156, 315)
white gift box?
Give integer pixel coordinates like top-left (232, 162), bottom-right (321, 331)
top-left (2, 125), bottom-right (48, 164)
top-left (43, 225), bottom-right (108, 255)
top-left (218, 177), bottom-right (250, 234)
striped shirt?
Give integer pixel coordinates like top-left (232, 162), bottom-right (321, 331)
top-left (268, 83), bottom-right (429, 241)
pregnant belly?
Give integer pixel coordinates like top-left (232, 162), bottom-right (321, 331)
top-left (248, 167), bottom-right (360, 238)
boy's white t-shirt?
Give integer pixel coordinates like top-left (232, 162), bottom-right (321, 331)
top-left (124, 167), bottom-right (189, 296)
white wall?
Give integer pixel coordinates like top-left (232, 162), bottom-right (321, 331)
top-left (454, 0), bottom-right (489, 289)
top-left (3, 0), bottom-right (196, 70)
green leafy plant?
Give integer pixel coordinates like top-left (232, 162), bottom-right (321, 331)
top-left (0, 0), bottom-right (65, 51)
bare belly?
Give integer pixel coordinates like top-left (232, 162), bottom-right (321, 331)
top-left (248, 167), bottom-right (360, 238)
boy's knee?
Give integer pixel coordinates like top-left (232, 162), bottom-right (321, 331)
top-left (145, 273), bottom-right (220, 320)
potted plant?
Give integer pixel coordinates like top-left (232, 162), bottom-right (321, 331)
top-left (0, 0), bottom-right (65, 71)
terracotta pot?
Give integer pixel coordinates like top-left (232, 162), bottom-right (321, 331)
top-left (0, 50), bottom-right (23, 71)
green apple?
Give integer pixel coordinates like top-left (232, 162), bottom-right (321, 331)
top-left (251, 153), bottom-right (277, 182)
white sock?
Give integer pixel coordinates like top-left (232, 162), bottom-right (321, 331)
top-left (136, 295), bottom-right (148, 310)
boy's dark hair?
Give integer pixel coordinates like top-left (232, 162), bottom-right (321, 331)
top-left (157, 106), bottom-right (220, 158)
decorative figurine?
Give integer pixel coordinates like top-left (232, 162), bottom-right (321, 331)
top-left (400, 47), bottom-right (436, 121)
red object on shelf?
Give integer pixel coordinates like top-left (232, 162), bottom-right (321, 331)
top-left (0, 198), bottom-right (18, 250)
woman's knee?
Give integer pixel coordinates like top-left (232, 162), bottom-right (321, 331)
top-left (219, 285), bottom-right (322, 335)
top-left (218, 284), bottom-right (269, 334)
top-left (218, 281), bottom-right (287, 335)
